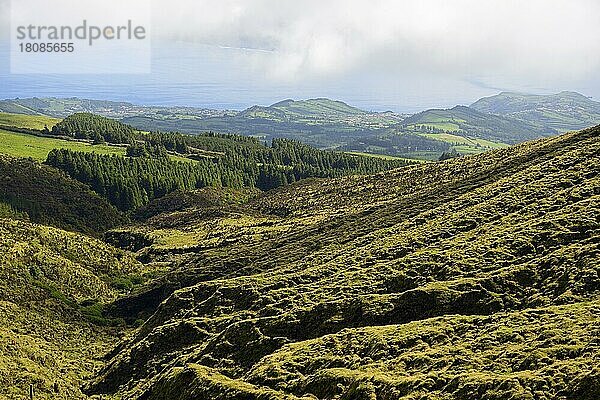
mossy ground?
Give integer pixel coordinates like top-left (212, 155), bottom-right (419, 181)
top-left (89, 126), bottom-right (600, 399)
top-left (0, 218), bottom-right (143, 399)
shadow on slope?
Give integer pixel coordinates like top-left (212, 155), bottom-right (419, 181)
top-left (91, 126), bottom-right (600, 399)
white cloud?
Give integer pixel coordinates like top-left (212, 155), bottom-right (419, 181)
top-left (150, 0), bottom-right (600, 86)
top-left (1, 0), bottom-right (598, 108)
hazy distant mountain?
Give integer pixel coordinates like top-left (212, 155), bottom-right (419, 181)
top-left (0, 97), bottom-right (134, 117)
top-left (0, 97), bottom-right (233, 119)
top-left (240, 98), bottom-right (367, 121)
top-left (399, 105), bottom-right (555, 144)
top-left (470, 91), bottom-right (600, 132)
top-left (236, 98), bottom-right (403, 126)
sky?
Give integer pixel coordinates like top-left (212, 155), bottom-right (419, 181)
top-left (1, 0), bottom-right (599, 112)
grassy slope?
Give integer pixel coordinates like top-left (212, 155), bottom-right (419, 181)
top-left (90, 125), bottom-right (600, 399)
top-left (0, 218), bottom-right (142, 399)
top-left (399, 105), bottom-right (552, 145)
top-left (0, 129), bottom-right (125, 160)
top-left (0, 113), bottom-right (196, 163)
top-left (248, 302), bottom-right (599, 399)
top-left (270, 98), bottom-right (365, 117)
top-left (343, 151), bottom-right (429, 162)
top-left (419, 132), bottom-right (509, 155)
top-left (419, 132), bottom-right (508, 148)
top-left (0, 101), bottom-right (47, 116)
top-left (0, 112), bottom-right (126, 160)
top-left (0, 112), bottom-right (60, 130)
top-left (0, 98), bottom-right (134, 117)
top-left (244, 98), bottom-right (400, 128)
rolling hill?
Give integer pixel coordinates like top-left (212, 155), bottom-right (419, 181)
top-left (398, 105), bottom-right (555, 144)
top-left (0, 112), bottom-right (413, 220)
top-left (0, 97), bottom-right (404, 150)
top-left (470, 91), bottom-right (600, 132)
top-left (85, 124), bottom-right (600, 399)
top-left (0, 154), bottom-right (124, 235)
top-left (0, 105), bottom-right (598, 399)
top-left (0, 97), bottom-right (134, 117)
top-left (0, 97), bottom-right (235, 121)
top-left (4, 94), bottom-right (587, 160)
top-left (271, 98), bottom-right (365, 115)
top-left (239, 98), bottom-right (381, 123)
top-left (122, 98), bottom-right (406, 150)
top-left (2, 92), bottom-right (598, 159)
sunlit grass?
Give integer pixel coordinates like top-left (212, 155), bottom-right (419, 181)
top-left (0, 129), bottom-right (126, 160)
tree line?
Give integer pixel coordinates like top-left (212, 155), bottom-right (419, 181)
top-left (46, 142), bottom-right (411, 211)
top-left (43, 113), bottom-right (414, 211)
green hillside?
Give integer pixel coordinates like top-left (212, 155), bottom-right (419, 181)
top-left (0, 129), bottom-right (125, 160)
top-left (0, 97), bottom-right (231, 119)
top-left (398, 105), bottom-right (554, 144)
top-left (0, 97), bottom-right (134, 117)
top-left (123, 98), bottom-right (404, 150)
top-left (0, 112), bottom-right (130, 160)
top-left (41, 116), bottom-right (413, 212)
top-left (470, 91), bottom-right (600, 132)
top-left (272, 98), bottom-right (365, 114)
top-left (0, 218), bottom-right (142, 399)
top-left (244, 98), bottom-right (368, 121)
top-left (4, 94), bottom-right (599, 159)
top-left (4, 95), bottom-right (587, 159)
top-left (1, 99), bottom-right (599, 399)
top-left (1, 96), bottom-right (406, 150)
top-left (0, 111), bottom-right (413, 216)
top-left (0, 155), bottom-right (124, 235)
top-left (339, 132), bottom-right (452, 160)
top-left (86, 125), bottom-right (599, 399)
top-left (0, 111), bottom-right (60, 130)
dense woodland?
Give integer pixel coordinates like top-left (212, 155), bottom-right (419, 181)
top-left (48, 113), bottom-right (136, 143)
top-left (44, 114), bottom-right (412, 211)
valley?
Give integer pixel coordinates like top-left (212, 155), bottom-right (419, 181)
top-left (0, 107), bottom-right (598, 399)
top-left (2, 0), bottom-right (598, 397)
